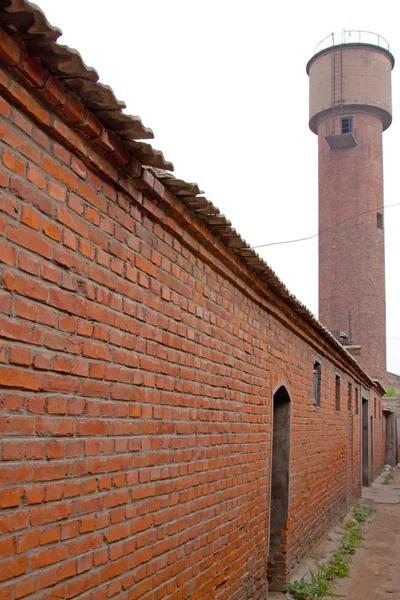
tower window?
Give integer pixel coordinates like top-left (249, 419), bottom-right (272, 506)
top-left (313, 360), bottom-right (321, 406)
top-left (341, 116), bottom-right (353, 134)
top-left (377, 213), bottom-right (383, 230)
top-left (355, 387), bottom-right (359, 415)
top-left (348, 382), bottom-right (352, 412)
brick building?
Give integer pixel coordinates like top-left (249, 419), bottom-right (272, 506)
top-left (0, 3), bottom-right (388, 599)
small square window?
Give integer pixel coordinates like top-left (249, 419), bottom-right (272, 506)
top-left (335, 375), bottom-right (341, 412)
top-left (313, 360), bottom-right (321, 406)
top-left (377, 213), bottom-right (383, 230)
top-left (341, 116), bottom-right (353, 134)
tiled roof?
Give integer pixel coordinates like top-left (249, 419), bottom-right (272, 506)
top-left (0, 0), bottom-right (378, 387)
top-left (0, 0), bottom-right (173, 170)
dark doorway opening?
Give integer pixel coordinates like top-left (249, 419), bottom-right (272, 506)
top-left (362, 399), bottom-right (369, 486)
top-left (268, 385), bottom-right (291, 592)
top-left (370, 415), bottom-right (374, 480)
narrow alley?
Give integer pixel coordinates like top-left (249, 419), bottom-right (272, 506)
top-left (270, 467), bottom-right (400, 600)
top-left (334, 466), bottom-right (400, 599)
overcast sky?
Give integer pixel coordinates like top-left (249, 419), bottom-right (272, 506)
top-left (36, 0), bottom-right (400, 375)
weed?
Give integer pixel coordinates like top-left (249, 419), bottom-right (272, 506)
top-left (320, 558), bottom-right (349, 579)
top-left (383, 472), bottom-right (394, 485)
top-left (385, 386), bottom-right (399, 397)
top-left (352, 508), bottom-right (372, 523)
top-left (288, 508), bottom-right (370, 599)
top-left (287, 567), bottom-right (339, 599)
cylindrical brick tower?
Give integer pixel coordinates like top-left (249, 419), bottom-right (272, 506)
top-left (306, 34), bottom-right (394, 382)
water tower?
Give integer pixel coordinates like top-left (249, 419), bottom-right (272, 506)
top-left (306, 31), bottom-right (394, 382)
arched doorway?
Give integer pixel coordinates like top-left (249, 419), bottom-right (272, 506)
top-left (362, 398), bottom-right (369, 486)
top-left (370, 415), bottom-right (374, 480)
top-left (268, 385), bottom-right (291, 592)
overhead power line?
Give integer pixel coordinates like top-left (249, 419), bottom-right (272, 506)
top-left (251, 202), bottom-right (400, 250)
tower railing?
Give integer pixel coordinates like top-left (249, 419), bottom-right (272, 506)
top-left (314, 30), bottom-right (390, 55)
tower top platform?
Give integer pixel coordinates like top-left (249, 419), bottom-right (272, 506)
top-left (306, 32), bottom-right (394, 134)
top-left (306, 30), bottom-right (395, 75)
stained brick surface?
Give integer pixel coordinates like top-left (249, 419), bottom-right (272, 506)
top-left (318, 113), bottom-right (387, 382)
top-left (0, 37), bottom-right (387, 600)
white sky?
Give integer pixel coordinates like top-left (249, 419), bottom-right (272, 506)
top-left (36, 0), bottom-right (400, 375)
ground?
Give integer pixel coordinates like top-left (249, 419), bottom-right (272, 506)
top-left (269, 465), bottom-right (400, 600)
top-left (334, 466), bottom-right (400, 599)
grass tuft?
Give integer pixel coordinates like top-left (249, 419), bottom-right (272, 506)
top-left (382, 472), bottom-right (394, 485)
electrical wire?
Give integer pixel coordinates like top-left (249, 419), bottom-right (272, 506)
top-left (251, 201), bottom-right (400, 250)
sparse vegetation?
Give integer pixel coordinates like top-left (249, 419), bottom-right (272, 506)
top-left (383, 472), bottom-right (394, 485)
top-left (385, 386), bottom-right (399, 397)
top-left (287, 567), bottom-right (339, 599)
top-left (352, 508), bottom-right (372, 523)
top-left (288, 508), bottom-right (372, 599)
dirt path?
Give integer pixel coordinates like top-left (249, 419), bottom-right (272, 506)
top-left (334, 466), bottom-right (400, 599)
top-left (269, 467), bottom-right (400, 600)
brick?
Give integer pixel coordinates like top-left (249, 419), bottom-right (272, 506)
top-left (0, 368), bottom-right (39, 391)
top-left (14, 299), bottom-right (36, 322)
top-left (3, 269), bottom-right (49, 302)
top-left (15, 575), bottom-right (36, 599)
top-left (30, 502), bottom-right (70, 526)
top-left (0, 535), bottom-right (16, 558)
top-left (35, 417), bottom-right (75, 437)
top-left (48, 180), bottom-right (67, 202)
top-left (82, 340), bottom-right (111, 362)
top-left (9, 176), bottom-right (52, 215)
top-left (0, 509), bottom-right (29, 533)
top-left (9, 346), bottom-right (32, 366)
top-left (24, 485), bottom-right (45, 505)
top-left (61, 93), bottom-right (85, 124)
top-left (0, 239), bottom-right (16, 266)
top-left (0, 28), bottom-right (21, 64)
top-left (0, 192), bottom-right (19, 219)
top-left (0, 555), bottom-right (28, 583)
top-left (0, 120), bottom-right (41, 163)
top-left (7, 225), bottom-right (52, 258)
top-left (43, 220), bottom-right (62, 241)
top-left (42, 155), bottom-right (78, 191)
top-left (17, 529), bottom-right (40, 553)
top-left (1, 393), bottom-right (24, 411)
top-left (2, 148), bottom-right (25, 175)
top-left (31, 545), bottom-right (67, 570)
top-left (0, 487), bottom-right (24, 508)
top-left (18, 251), bottom-right (40, 276)
top-left (42, 75), bottom-right (67, 107)
top-left (21, 206), bottom-right (41, 230)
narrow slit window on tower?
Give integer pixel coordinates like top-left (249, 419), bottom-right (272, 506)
top-left (335, 374), bottom-right (341, 412)
top-left (313, 360), bottom-right (321, 406)
top-left (355, 387), bottom-right (359, 415)
top-left (377, 212), bottom-right (383, 230)
top-left (348, 382), bottom-right (352, 412)
top-left (341, 116), bottom-right (353, 134)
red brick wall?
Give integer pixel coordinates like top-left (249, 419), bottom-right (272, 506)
top-left (0, 54), bottom-right (384, 599)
